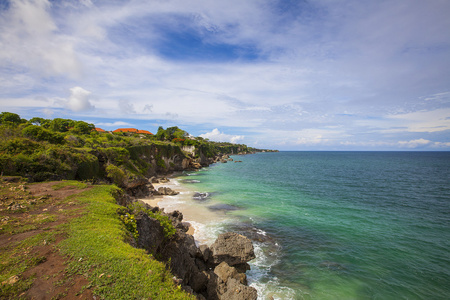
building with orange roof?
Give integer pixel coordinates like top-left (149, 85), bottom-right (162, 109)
top-left (113, 128), bottom-right (153, 135)
top-left (137, 129), bottom-right (153, 135)
top-left (113, 128), bottom-right (138, 133)
top-left (94, 127), bottom-right (106, 132)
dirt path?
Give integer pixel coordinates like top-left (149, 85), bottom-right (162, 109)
top-left (0, 178), bottom-right (95, 299)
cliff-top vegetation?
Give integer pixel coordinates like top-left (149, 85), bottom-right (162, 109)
top-left (0, 112), bottom-right (259, 185)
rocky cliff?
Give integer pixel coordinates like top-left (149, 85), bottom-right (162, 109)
top-left (134, 201), bottom-right (258, 300)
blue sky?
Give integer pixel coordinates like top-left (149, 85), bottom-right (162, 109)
top-left (0, 0), bottom-right (449, 150)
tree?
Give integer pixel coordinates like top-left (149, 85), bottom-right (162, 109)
top-left (156, 126), bottom-right (188, 141)
top-left (156, 126), bottom-right (167, 141)
top-left (0, 112), bottom-right (23, 126)
top-left (29, 117), bottom-right (49, 126)
top-left (47, 118), bottom-right (74, 132)
top-left (22, 125), bottom-right (64, 144)
top-left (72, 121), bottom-right (95, 135)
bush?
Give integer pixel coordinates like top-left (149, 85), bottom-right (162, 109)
top-left (22, 125), bottom-right (64, 144)
top-left (101, 147), bottom-right (130, 165)
top-left (0, 138), bottom-right (40, 155)
top-left (105, 164), bottom-right (127, 187)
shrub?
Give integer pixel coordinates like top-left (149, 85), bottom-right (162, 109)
top-left (105, 164), bottom-right (126, 187)
top-left (22, 125), bottom-right (64, 144)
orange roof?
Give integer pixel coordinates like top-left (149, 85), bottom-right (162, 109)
top-left (95, 127), bottom-right (106, 132)
top-left (137, 130), bottom-right (153, 135)
top-left (113, 128), bottom-right (138, 133)
top-left (112, 128), bottom-right (153, 135)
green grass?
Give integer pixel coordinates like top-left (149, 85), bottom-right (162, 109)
top-left (51, 181), bottom-right (88, 190)
top-left (58, 184), bottom-right (194, 300)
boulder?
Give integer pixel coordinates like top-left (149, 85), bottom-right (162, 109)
top-left (160, 232), bottom-right (205, 292)
top-left (199, 245), bottom-right (212, 262)
top-left (156, 187), bottom-right (179, 196)
top-left (214, 262), bottom-right (246, 285)
top-left (149, 177), bottom-right (159, 183)
top-left (220, 278), bottom-right (257, 300)
top-left (206, 263), bottom-right (256, 300)
top-left (135, 212), bottom-right (164, 254)
top-left (210, 232), bottom-right (255, 266)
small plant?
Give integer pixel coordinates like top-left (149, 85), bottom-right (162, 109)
top-left (129, 202), bottom-right (176, 238)
top-left (117, 207), bottom-right (139, 241)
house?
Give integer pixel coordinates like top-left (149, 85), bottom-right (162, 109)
top-left (94, 127), bottom-right (106, 132)
top-left (137, 129), bottom-right (153, 135)
top-left (113, 128), bottom-right (153, 135)
top-left (113, 128), bottom-right (138, 133)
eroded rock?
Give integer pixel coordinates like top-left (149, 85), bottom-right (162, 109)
top-left (210, 232), bottom-right (255, 266)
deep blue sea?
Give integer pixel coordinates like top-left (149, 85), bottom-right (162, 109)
top-left (177, 151), bottom-right (450, 299)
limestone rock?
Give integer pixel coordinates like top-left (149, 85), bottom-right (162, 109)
top-left (214, 262), bottom-right (247, 285)
top-left (210, 232), bottom-right (255, 266)
top-left (135, 212), bottom-right (164, 254)
top-left (156, 187), bottom-right (179, 195)
top-left (220, 278), bottom-right (257, 300)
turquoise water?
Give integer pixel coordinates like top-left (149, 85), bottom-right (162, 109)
top-left (178, 152), bottom-right (450, 299)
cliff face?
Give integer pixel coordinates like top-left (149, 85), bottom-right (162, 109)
top-left (134, 202), bottom-right (258, 300)
top-left (100, 143), bottom-right (236, 198)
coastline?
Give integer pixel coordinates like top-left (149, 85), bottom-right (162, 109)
top-left (140, 172), bottom-right (232, 245)
top-left (138, 165), bottom-right (290, 299)
top-left (133, 164), bottom-right (263, 299)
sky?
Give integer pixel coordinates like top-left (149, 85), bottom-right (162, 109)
top-left (0, 0), bottom-right (449, 151)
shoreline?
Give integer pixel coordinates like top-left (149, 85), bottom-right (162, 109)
top-left (140, 172), bottom-right (231, 245)
top-left (137, 167), bottom-right (289, 299)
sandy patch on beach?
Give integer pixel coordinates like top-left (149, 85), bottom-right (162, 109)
top-left (140, 178), bottom-right (230, 245)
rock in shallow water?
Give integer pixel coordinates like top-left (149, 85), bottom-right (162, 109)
top-left (207, 203), bottom-right (240, 212)
top-left (210, 232), bottom-right (256, 266)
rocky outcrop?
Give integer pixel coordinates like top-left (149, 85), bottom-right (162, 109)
top-left (134, 202), bottom-right (257, 300)
top-left (209, 232), bottom-right (255, 266)
top-left (155, 186), bottom-right (179, 196)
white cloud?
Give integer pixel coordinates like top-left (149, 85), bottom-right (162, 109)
top-left (0, 0), bottom-right (450, 150)
top-left (200, 128), bottom-right (244, 144)
top-left (118, 100), bottom-right (136, 114)
top-left (0, 0), bottom-right (81, 78)
top-left (388, 108), bottom-right (450, 133)
top-left (398, 138), bottom-right (432, 148)
top-left (66, 87), bottom-right (94, 112)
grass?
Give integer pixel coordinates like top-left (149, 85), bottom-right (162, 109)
top-left (58, 183), bottom-right (195, 299)
top-left (51, 181), bottom-right (88, 190)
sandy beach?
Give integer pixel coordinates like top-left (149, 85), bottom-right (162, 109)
top-left (140, 176), bottom-right (232, 245)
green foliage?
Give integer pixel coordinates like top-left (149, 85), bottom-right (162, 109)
top-left (156, 155), bottom-right (166, 169)
top-left (101, 147), bottom-right (130, 165)
top-left (75, 152), bottom-right (99, 180)
top-left (105, 164), bottom-right (126, 187)
top-left (0, 112), bottom-right (24, 126)
top-left (59, 185), bottom-right (193, 299)
top-left (29, 117), bottom-right (49, 126)
top-left (52, 180), bottom-right (88, 190)
top-left (117, 207), bottom-right (139, 241)
top-left (130, 202), bottom-right (176, 238)
top-left (70, 121), bottom-right (95, 135)
top-left (155, 126), bottom-right (187, 141)
top-left (22, 125), bottom-right (64, 144)
top-left (0, 112), bottom-right (262, 183)
top-left (0, 137), bottom-right (40, 155)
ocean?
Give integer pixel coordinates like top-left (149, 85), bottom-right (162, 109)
top-left (151, 151), bottom-right (450, 299)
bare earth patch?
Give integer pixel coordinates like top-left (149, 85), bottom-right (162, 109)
top-left (0, 178), bottom-right (95, 299)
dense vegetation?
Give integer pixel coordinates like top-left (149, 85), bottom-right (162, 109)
top-left (0, 112), bottom-right (261, 184)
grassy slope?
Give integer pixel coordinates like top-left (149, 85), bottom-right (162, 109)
top-left (58, 183), bottom-right (194, 300)
top-left (0, 180), bottom-right (194, 299)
